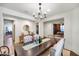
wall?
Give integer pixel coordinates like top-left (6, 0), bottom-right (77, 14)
top-left (0, 7), bottom-right (3, 46)
top-left (14, 19), bottom-right (36, 43)
top-left (3, 16), bottom-right (36, 44)
top-left (0, 7), bottom-right (36, 45)
top-left (44, 22), bottom-right (53, 37)
top-left (64, 11), bottom-right (73, 50)
top-left (64, 8), bottom-right (79, 54)
top-left (43, 7), bottom-right (79, 54)
top-left (44, 19), bottom-right (64, 37)
top-left (71, 8), bottom-right (79, 54)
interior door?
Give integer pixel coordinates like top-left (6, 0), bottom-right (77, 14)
top-left (3, 20), bottom-right (15, 55)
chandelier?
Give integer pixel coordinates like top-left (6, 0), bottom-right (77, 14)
top-left (33, 3), bottom-right (47, 21)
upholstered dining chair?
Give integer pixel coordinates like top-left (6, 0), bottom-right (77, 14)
top-left (24, 35), bottom-right (33, 44)
top-left (50, 38), bottom-right (64, 56)
top-left (0, 46), bottom-right (10, 56)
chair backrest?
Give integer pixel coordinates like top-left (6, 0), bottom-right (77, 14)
top-left (24, 35), bottom-right (32, 43)
top-left (34, 34), bottom-right (39, 40)
top-left (0, 46), bottom-right (10, 56)
top-left (50, 38), bottom-right (64, 56)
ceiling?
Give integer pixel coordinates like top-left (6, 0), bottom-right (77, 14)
top-left (0, 3), bottom-right (79, 18)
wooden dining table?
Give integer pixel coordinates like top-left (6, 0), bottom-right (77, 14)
top-left (14, 38), bottom-right (58, 56)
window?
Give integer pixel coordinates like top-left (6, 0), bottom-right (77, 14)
top-left (60, 24), bottom-right (64, 32)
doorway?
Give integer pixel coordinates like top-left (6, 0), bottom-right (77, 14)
top-left (53, 23), bottom-right (64, 37)
top-left (3, 19), bottom-right (15, 55)
top-left (53, 24), bottom-right (61, 34)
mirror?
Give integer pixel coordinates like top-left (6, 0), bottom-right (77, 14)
top-left (23, 25), bottom-right (29, 31)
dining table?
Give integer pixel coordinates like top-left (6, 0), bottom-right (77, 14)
top-left (14, 38), bottom-right (58, 56)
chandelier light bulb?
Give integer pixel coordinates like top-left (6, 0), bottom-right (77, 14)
top-left (44, 12), bottom-right (47, 14)
top-left (47, 9), bottom-right (50, 12)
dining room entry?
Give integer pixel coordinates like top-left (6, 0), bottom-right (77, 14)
top-left (3, 19), bottom-right (15, 55)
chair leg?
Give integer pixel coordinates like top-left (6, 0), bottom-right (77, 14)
top-left (61, 52), bottom-right (63, 56)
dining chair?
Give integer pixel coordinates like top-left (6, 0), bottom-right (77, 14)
top-left (0, 46), bottom-right (10, 56)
